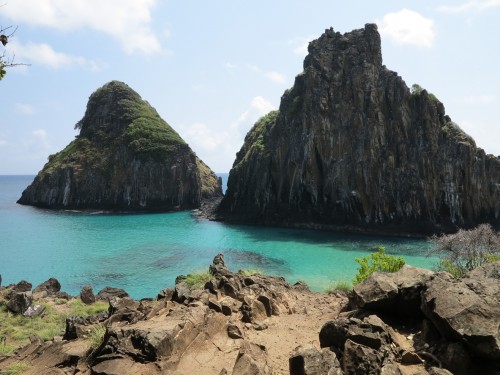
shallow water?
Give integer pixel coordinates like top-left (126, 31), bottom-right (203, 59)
top-left (0, 175), bottom-right (435, 298)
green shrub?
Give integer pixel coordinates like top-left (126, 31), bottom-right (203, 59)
top-left (324, 279), bottom-right (353, 293)
top-left (429, 224), bottom-right (500, 278)
top-left (238, 269), bottom-right (263, 277)
top-left (67, 299), bottom-right (108, 317)
top-left (183, 272), bottom-right (212, 289)
top-left (88, 325), bottom-right (106, 352)
top-left (353, 247), bottom-right (405, 285)
top-left (0, 361), bottom-right (30, 375)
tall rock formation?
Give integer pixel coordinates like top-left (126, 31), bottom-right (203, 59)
top-left (218, 24), bottom-right (500, 234)
top-left (18, 81), bottom-right (222, 211)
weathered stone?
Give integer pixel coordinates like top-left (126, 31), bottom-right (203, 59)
top-left (64, 316), bottom-right (86, 340)
top-left (172, 282), bottom-right (190, 303)
top-left (342, 339), bottom-right (382, 375)
top-left (289, 345), bottom-right (342, 375)
top-left (208, 298), bottom-right (222, 313)
top-left (156, 287), bottom-right (174, 301)
top-left (97, 286), bottom-right (130, 301)
top-left (232, 341), bottom-right (270, 375)
top-left (80, 284), bottom-right (95, 304)
top-left (33, 277), bottom-right (61, 295)
top-left (23, 304), bottom-right (45, 318)
top-left (6, 280), bottom-right (32, 299)
top-left (227, 324), bottom-right (244, 339)
top-left (252, 321), bottom-right (268, 331)
top-left (17, 80), bottom-right (222, 211)
top-left (421, 263), bottom-right (500, 360)
top-left (380, 363), bottom-right (403, 375)
top-left (218, 24), bottom-right (500, 235)
top-left (428, 368), bottom-right (454, 375)
top-left (7, 291), bottom-right (33, 314)
top-left (351, 265), bottom-right (434, 317)
top-left (400, 350), bottom-right (423, 365)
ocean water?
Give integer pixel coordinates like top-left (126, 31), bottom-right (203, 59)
top-left (0, 175), bottom-right (435, 299)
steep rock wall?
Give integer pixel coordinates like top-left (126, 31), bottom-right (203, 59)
top-left (18, 81), bottom-right (222, 211)
top-left (218, 24), bottom-right (500, 234)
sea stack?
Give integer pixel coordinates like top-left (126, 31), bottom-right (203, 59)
top-left (18, 81), bottom-right (222, 211)
top-left (218, 24), bottom-right (500, 234)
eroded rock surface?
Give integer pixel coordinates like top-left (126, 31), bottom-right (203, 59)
top-left (218, 24), bottom-right (500, 234)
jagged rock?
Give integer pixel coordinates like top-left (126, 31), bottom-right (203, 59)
top-left (231, 341), bottom-right (270, 375)
top-left (172, 281), bottom-right (191, 303)
top-left (351, 265), bottom-right (434, 317)
top-left (33, 277), bottom-right (61, 296)
top-left (17, 80), bottom-right (222, 211)
top-left (64, 316), bottom-right (86, 340)
top-left (380, 364), bottom-right (403, 375)
top-left (218, 24), bottom-right (500, 235)
top-left (23, 304), bottom-right (45, 317)
top-left (7, 291), bottom-right (33, 314)
top-left (209, 298), bottom-right (223, 313)
top-left (289, 345), bottom-right (343, 375)
top-left (6, 280), bottom-right (32, 299)
top-left (80, 284), bottom-right (96, 304)
top-left (97, 286), bottom-right (130, 301)
top-left (343, 339), bottom-right (382, 375)
top-left (227, 323), bottom-right (244, 339)
top-left (421, 263), bottom-right (500, 360)
top-left (156, 287), bottom-right (174, 300)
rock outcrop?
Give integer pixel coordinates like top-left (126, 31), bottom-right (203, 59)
top-left (18, 81), bottom-right (222, 211)
top-left (218, 24), bottom-right (500, 234)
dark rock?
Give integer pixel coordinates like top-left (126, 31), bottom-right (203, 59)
top-left (172, 282), bottom-right (190, 303)
top-left (33, 277), bottom-right (61, 295)
top-left (293, 281), bottom-right (311, 292)
top-left (80, 285), bottom-right (95, 304)
top-left (23, 304), bottom-right (45, 318)
top-left (400, 350), bottom-right (423, 365)
top-left (342, 339), bottom-right (382, 375)
top-left (351, 265), bottom-right (434, 317)
top-left (156, 287), bottom-right (174, 300)
top-left (252, 321), bottom-right (268, 331)
top-left (218, 23), bottom-right (500, 235)
top-left (289, 345), bottom-right (342, 375)
top-left (227, 324), bottom-right (244, 339)
top-left (428, 368), bottom-right (454, 375)
top-left (421, 263), bottom-right (500, 360)
top-left (64, 316), bottom-right (86, 340)
top-left (55, 291), bottom-right (72, 300)
top-left (221, 301), bottom-right (232, 316)
top-left (6, 280), bottom-right (32, 299)
top-left (208, 298), bottom-right (222, 313)
top-left (96, 286), bottom-right (129, 301)
top-left (17, 80), bottom-right (222, 211)
top-left (7, 291), bottom-right (33, 314)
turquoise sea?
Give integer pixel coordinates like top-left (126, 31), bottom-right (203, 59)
top-left (0, 175), bottom-right (435, 299)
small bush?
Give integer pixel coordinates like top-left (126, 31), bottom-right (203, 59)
top-left (238, 269), bottom-right (263, 277)
top-left (0, 361), bottom-right (30, 375)
top-left (67, 299), bottom-right (108, 317)
top-left (429, 224), bottom-right (500, 278)
top-left (88, 325), bottom-right (106, 352)
top-left (324, 280), bottom-right (353, 293)
top-left (183, 272), bottom-right (212, 289)
top-left (353, 247), bottom-right (405, 285)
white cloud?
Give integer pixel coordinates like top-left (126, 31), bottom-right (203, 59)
top-left (438, 0), bottom-right (500, 13)
top-left (225, 62), bottom-right (237, 69)
top-left (288, 35), bottom-right (315, 56)
top-left (0, 0), bottom-right (161, 55)
top-left (378, 9), bottom-right (435, 48)
top-left (15, 103), bottom-right (35, 115)
top-left (179, 96), bottom-right (276, 171)
top-left (265, 71), bottom-right (286, 84)
top-left (9, 41), bottom-right (105, 71)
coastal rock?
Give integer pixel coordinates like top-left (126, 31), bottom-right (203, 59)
top-left (218, 24), bottom-right (500, 234)
top-left (33, 278), bottom-right (61, 296)
top-left (80, 284), bottom-right (96, 304)
top-left (421, 262), bottom-right (500, 360)
top-left (7, 291), bottom-right (33, 314)
top-left (289, 345), bottom-right (343, 375)
top-left (97, 286), bottom-right (130, 301)
top-left (351, 265), bottom-right (434, 317)
top-left (17, 81), bottom-right (222, 211)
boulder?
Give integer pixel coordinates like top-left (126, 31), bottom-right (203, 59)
top-left (351, 265), bottom-right (434, 317)
top-left (156, 287), bottom-right (174, 300)
top-left (96, 286), bottom-right (129, 301)
top-left (342, 339), bottom-right (382, 375)
top-left (289, 345), bottom-right (342, 375)
top-left (63, 316), bottom-right (86, 340)
top-left (33, 277), bottom-right (61, 295)
top-left (421, 263), bottom-right (500, 360)
top-left (23, 304), bottom-right (45, 318)
top-left (7, 291), bottom-right (33, 314)
top-left (80, 284), bottom-right (95, 304)
top-left (231, 341), bottom-right (270, 375)
top-left (172, 282), bottom-right (191, 303)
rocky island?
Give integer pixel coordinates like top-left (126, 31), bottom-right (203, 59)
top-left (218, 24), bottom-right (500, 235)
top-left (17, 81), bottom-right (222, 211)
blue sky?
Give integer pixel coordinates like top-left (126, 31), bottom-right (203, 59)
top-left (1, 1), bottom-right (499, 174)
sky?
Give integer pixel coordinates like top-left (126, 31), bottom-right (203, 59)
top-left (1, 1), bottom-right (499, 174)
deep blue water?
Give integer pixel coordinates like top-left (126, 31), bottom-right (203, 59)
top-left (0, 175), bottom-right (434, 298)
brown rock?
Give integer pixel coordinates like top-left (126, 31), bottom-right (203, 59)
top-left (80, 284), bottom-right (95, 304)
top-left (289, 345), bottom-right (342, 375)
top-left (33, 277), bottom-right (61, 295)
top-left (7, 291), bottom-right (33, 314)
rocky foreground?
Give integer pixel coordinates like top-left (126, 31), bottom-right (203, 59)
top-left (0, 256), bottom-right (499, 375)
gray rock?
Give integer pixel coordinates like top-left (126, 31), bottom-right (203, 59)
top-left (227, 324), bottom-right (244, 339)
top-left (421, 263), bottom-right (500, 360)
top-left (63, 316), bottom-right (86, 340)
top-left (351, 265), bottom-right (434, 317)
top-left (172, 282), bottom-right (190, 303)
top-left (23, 304), bottom-right (45, 318)
top-left (33, 277), bottom-right (61, 295)
top-left (80, 284), bottom-right (95, 304)
top-left (96, 286), bottom-right (129, 301)
top-left (342, 339), bottom-right (382, 375)
top-left (289, 346), bottom-right (342, 375)
top-left (7, 291), bottom-right (33, 314)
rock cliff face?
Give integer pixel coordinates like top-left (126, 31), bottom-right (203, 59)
top-left (219, 24), bottom-right (500, 234)
top-left (18, 81), bottom-right (222, 211)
